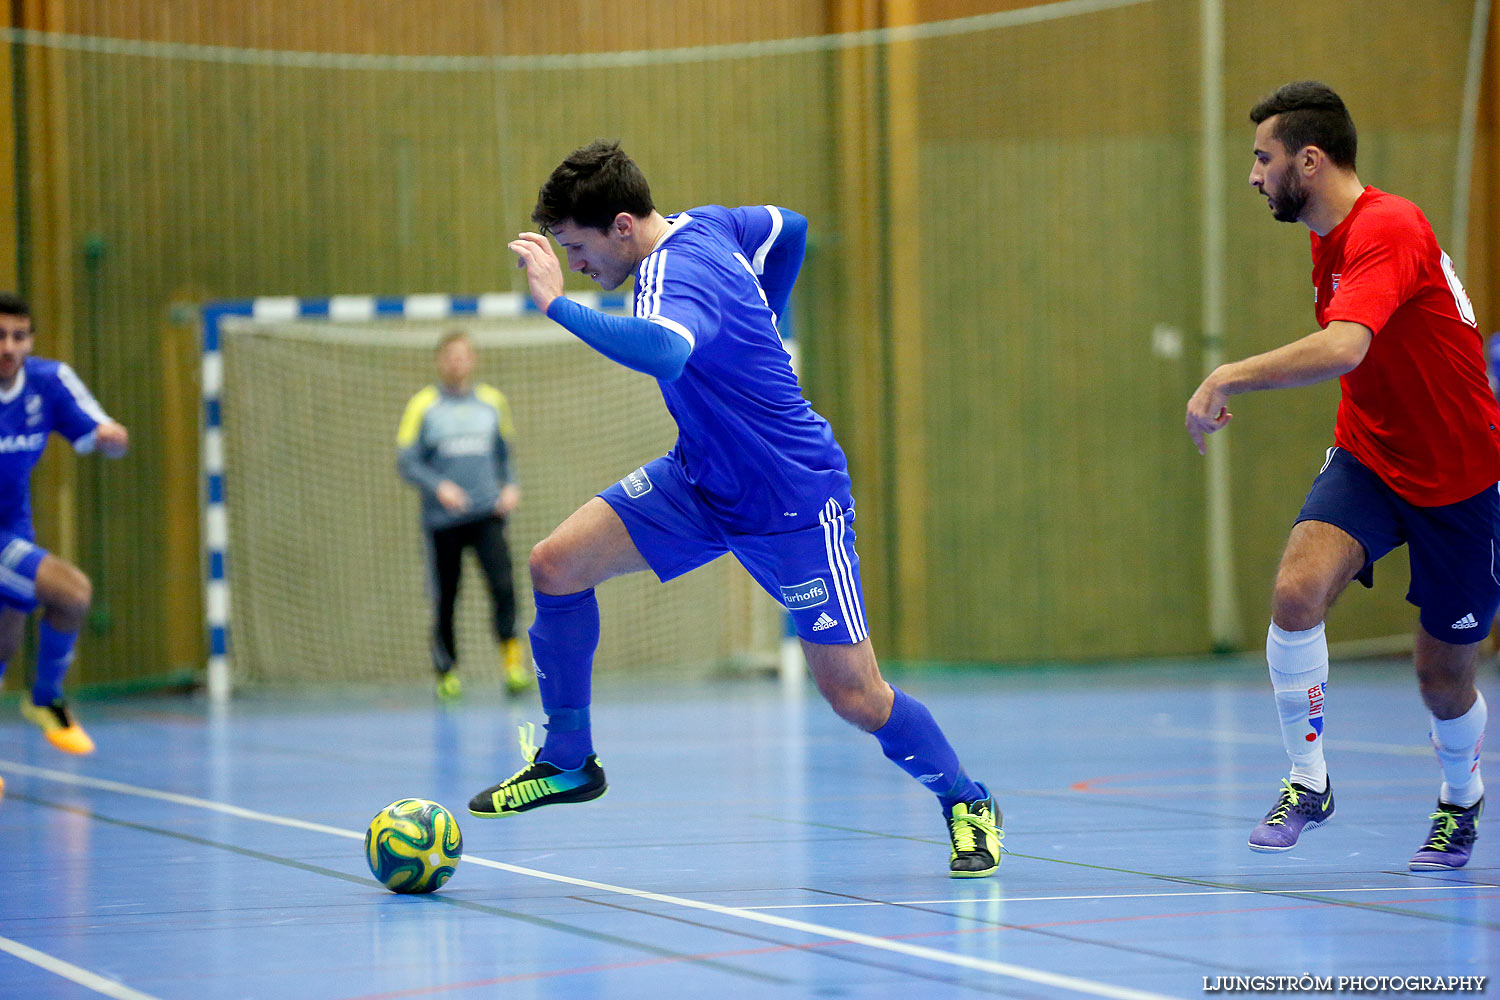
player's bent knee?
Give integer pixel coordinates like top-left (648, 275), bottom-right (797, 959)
top-left (528, 536), bottom-right (581, 595)
top-left (41, 560), bottom-right (92, 619)
top-left (1271, 577), bottom-right (1328, 632)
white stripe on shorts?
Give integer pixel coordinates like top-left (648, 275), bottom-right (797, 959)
top-left (820, 498), bottom-right (867, 642)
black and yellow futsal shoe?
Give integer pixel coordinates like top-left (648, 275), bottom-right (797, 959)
top-left (946, 792), bottom-right (1003, 878)
top-left (468, 723), bottom-right (607, 818)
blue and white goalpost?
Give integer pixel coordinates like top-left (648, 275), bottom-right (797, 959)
top-left (199, 290), bottom-right (785, 699)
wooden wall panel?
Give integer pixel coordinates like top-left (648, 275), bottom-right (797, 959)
top-left (0, 1), bottom-right (1490, 688)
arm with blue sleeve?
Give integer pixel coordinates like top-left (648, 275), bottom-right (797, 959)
top-left (752, 207), bottom-right (808, 322)
top-left (49, 361), bottom-right (114, 455)
top-left (546, 298), bottom-right (692, 381)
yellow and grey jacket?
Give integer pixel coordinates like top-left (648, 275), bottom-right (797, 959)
top-left (396, 383), bottom-right (515, 530)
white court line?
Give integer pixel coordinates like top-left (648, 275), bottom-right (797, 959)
top-left (0, 934), bottom-right (162, 1000)
top-left (742, 884), bottom-right (1500, 910)
top-left (1151, 724), bottom-right (1500, 761)
top-left (0, 759), bottom-right (1170, 1000)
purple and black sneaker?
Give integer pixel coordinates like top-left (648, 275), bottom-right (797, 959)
top-left (1249, 778), bottom-right (1334, 852)
top-left (1409, 797), bottom-right (1483, 871)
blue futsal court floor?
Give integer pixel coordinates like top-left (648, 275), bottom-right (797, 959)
top-left (0, 656), bottom-right (1495, 999)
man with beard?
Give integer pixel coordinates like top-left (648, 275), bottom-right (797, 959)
top-left (1186, 81), bottom-right (1497, 869)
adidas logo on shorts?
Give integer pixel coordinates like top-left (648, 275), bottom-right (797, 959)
top-left (1452, 613), bottom-right (1480, 630)
top-left (811, 613), bottom-right (839, 632)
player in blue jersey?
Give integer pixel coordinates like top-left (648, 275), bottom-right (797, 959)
top-left (0, 293), bottom-right (127, 764)
top-left (467, 141), bottom-right (1000, 877)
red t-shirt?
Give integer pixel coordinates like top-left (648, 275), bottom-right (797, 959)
top-left (1312, 186), bottom-right (1500, 506)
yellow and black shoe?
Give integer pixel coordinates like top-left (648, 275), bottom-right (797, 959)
top-left (435, 671), bottom-right (462, 700)
top-left (468, 723), bottom-right (606, 818)
top-left (947, 790), bottom-right (1002, 878)
top-left (20, 699), bottom-right (95, 756)
top-left (502, 639), bottom-right (533, 696)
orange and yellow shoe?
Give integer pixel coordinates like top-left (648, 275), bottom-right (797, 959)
top-left (20, 699), bottom-right (95, 755)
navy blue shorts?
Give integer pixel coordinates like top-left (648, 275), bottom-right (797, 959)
top-left (599, 456), bottom-right (868, 645)
top-left (1296, 447), bottom-right (1500, 644)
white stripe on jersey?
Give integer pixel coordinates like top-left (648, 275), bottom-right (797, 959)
top-left (651, 248), bottom-right (669, 318)
top-left (820, 498), bottom-right (868, 642)
top-left (751, 205), bottom-right (783, 275)
top-left (635, 248), bottom-right (695, 349)
top-left (56, 363), bottom-right (110, 424)
top-left (634, 251), bottom-right (653, 318)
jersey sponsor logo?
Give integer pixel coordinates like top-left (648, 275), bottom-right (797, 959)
top-left (0, 432), bottom-right (45, 454)
top-left (436, 434), bottom-right (491, 457)
top-left (781, 578), bottom-right (830, 609)
top-left (621, 467), bottom-right (653, 499)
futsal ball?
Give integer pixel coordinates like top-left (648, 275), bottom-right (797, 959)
top-left (365, 798), bottom-right (463, 894)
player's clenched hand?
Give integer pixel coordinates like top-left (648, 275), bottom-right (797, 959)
top-left (1185, 374), bottom-right (1233, 456)
top-left (436, 480), bottom-right (470, 514)
top-left (509, 232), bottom-right (564, 313)
top-left (95, 421), bottom-right (129, 458)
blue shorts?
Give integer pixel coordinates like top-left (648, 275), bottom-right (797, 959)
top-left (599, 456), bottom-right (868, 645)
top-left (1296, 447), bottom-right (1500, 644)
top-left (0, 526), bottom-right (45, 612)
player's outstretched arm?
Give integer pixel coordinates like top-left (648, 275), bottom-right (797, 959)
top-left (1185, 320), bottom-right (1372, 455)
top-left (547, 300), bottom-right (691, 380)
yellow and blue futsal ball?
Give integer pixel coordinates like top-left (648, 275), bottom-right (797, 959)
top-left (365, 798), bottom-right (462, 894)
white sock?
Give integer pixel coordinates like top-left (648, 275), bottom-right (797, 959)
top-left (1267, 621), bottom-right (1330, 791)
top-left (1431, 692), bottom-right (1486, 808)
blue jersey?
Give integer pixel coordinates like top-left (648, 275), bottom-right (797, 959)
top-left (633, 205), bottom-right (850, 532)
top-left (0, 357), bottom-right (110, 533)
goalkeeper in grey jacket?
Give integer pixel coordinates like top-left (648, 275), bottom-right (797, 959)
top-left (397, 330), bottom-right (530, 697)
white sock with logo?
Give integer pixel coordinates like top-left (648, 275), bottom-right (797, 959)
top-left (1267, 621), bottom-right (1330, 791)
top-left (1431, 692), bottom-right (1486, 808)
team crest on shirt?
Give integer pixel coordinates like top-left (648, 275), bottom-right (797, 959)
top-left (1332, 273), bottom-right (1341, 292)
top-left (24, 395), bottom-right (40, 426)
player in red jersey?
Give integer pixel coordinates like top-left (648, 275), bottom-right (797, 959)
top-left (1186, 82), bottom-right (1496, 869)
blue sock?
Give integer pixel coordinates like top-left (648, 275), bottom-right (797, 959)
top-left (33, 621), bottom-right (78, 706)
top-left (872, 686), bottom-right (982, 812)
top-left (529, 589), bottom-right (598, 769)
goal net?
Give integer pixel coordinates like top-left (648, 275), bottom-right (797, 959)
top-left (205, 294), bottom-right (782, 689)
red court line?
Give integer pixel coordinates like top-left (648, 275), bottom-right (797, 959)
top-left (1069, 768), bottom-right (1221, 792)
